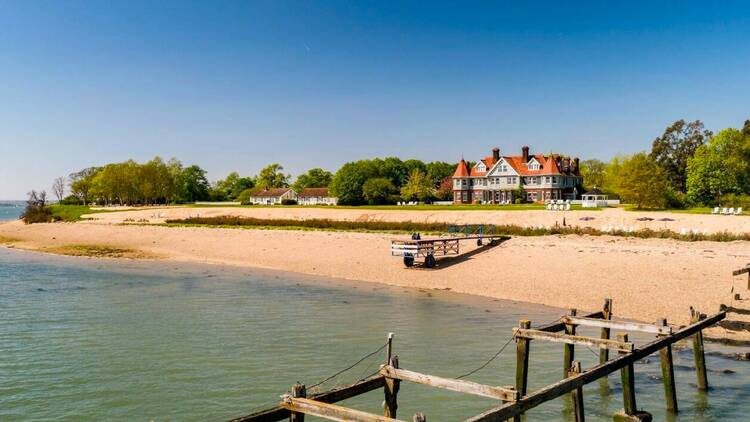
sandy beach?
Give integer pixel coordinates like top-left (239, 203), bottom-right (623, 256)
top-left (2, 206), bottom-right (750, 342)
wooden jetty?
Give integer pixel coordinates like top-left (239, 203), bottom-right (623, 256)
top-left (232, 299), bottom-right (726, 422)
top-left (390, 224), bottom-right (509, 268)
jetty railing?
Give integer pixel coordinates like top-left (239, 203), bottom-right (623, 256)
top-left (231, 300), bottom-right (726, 422)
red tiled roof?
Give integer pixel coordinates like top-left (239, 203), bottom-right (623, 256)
top-left (503, 154), bottom-right (565, 176)
top-left (453, 159), bottom-right (470, 178)
top-left (469, 156), bottom-right (498, 177)
top-left (297, 187), bottom-right (331, 198)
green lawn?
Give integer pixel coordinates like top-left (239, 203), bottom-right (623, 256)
top-left (623, 206), bottom-right (738, 215)
top-left (185, 203), bottom-right (598, 211)
top-left (48, 205), bottom-right (120, 222)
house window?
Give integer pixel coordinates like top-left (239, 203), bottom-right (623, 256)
top-left (462, 192), bottom-right (468, 202)
top-left (552, 176), bottom-right (557, 184)
top-left (501, 165), bottom-right (508, 172)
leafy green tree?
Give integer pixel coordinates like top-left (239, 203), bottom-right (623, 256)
top-left (686, 128), bottom-right (748, 205)
top-left (213, 172), bottom-right (254, 200)
top-left (616, 153), bottom-right (669, 209)
top-left (69, 167), bottom-right (100, 205)
top-left (293, 168), bottom-right (333, 191)
top-left (426, 161), bottom-right (456, 187)
top-left (376, 157), bottom-right (408, 187)
top-left (403, 159), bottom-right (427, 176)
top-left (580, 159), bottom-right (606, 190)
top-left (175, 165), bottom-right (210, 203)
top-left (742, 119), bottom-right (750, 138)
top-left (256, 164), bottom-right (290, 190)
top-left (400, 169), bottom-right (434, 202)
top-left (362, 178), bottom-right (395, 204)
top-left (650, 120), bottom-right (712, 193)
top-left (329, 160), bottom-right (379, 205)
top-left (435, 177), bottom-right (453, 200)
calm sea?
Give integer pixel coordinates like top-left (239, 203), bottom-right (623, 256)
top-left (0, 248), bottom-right (749, 421)
top-left (0, 200), bottom-right (23, 221)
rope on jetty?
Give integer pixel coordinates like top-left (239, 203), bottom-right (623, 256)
top-left (455, 314), bottom-right (567, 380)
top-left (307, 340), bottom-right (389, 392)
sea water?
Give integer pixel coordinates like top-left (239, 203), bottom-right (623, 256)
top-left (0, 248), bottom-right (749, 421)
top-left (0, 200), bottom-right (23, 221)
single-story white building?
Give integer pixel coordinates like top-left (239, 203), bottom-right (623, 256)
top-left (581, 188), bottom-right (608, 208)
top-left (296, 187), bottom-right (338, 206)
top-left (248, 188), bottom-right (297, 205)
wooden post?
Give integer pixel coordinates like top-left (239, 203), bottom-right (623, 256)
top-left (515, 320), bottom-right (531, 397)
top-left (618, 333), bottom-right (637, 415)
top-left (657, 318), bottom-right (678, 413)
top-left (569, 361), bottom-right (585, 422)
top-left (384, 356), bottom-right (400, 418)
top-left (386, 332), bottom-right (394, 367)
top-left (290, 383), bottom-right (306, 422)
top-left (600, 299), bottom-right (613, 364)
top-left (413, 412), bottom-right (426, 422)
top-left (563, 309), bottom-right (577, 378)
top-left (690, 309), bottom-right (708, 391)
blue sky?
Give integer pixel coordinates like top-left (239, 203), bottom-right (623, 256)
top-left (2, 1), bottom-right (750, 199)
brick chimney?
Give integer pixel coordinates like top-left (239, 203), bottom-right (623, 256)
top-left (492, 147), bottom-right (500, 161)
top-left (521, 146), bottom-right (529, 162)
top-left (573, 157), bottom-right (580, 174)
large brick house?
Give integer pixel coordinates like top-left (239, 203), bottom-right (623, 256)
top-left (452, 146), bottom-right (583, 204)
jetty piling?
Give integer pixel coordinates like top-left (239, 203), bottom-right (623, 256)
top-left (232, 300), bottom-right (726, 422)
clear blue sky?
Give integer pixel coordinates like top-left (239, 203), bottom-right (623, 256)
top-left (2, 1), bottom-right (750, 199)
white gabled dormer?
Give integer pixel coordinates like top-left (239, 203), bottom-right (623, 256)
top-left (474, 161), bottom-right (486, 173)
top-left (487, 157), bottom-right (518, 176)
top-left (526, 157), bottom-right (541, 171)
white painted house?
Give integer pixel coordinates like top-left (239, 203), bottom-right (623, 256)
top-left (248, 188), bottom-right (296, 205)
top-left (296, 188), bottom-right (338, 206)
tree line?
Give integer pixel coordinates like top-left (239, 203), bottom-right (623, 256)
top-left (47, 118), bottom-right (750, 209)
top-left (53, 156), bottom-right (454, 206)
top-left (580, 119), bottom-right (750, 208)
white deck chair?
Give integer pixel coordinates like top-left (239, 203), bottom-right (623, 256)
top-left (736, 207), bottom-right (743, 215)
top-left (565, 203), bottom-right (571, 211)
top-left (712, 207), bottom-right (719, 214)
top-left (728, 207), bottom-right (735, 215)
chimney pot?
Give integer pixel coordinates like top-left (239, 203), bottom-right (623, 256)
top-left (492, 147), bottom-right (500, 161)
top-left (522, 146), bottom-right (530, 162)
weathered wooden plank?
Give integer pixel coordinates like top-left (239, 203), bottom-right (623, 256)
top-left (562, 316), bottom-right (672, 335)
top-left (230, 375), bottom-right (386, 422)
top-left (384, 357), bottom-right (400, 418)
top-left (568, 361), bottom-right (585, 422)
top-left (719, 304), bottom-right (750, 315)
top-left (380, 366), bottom-right (518, 402)
top-left (512, 329), bottom-right (634, 352)
top-left (535, 311), bottom-right (605, 333)
top-left (618, 334), bottom-right (637, 415)
top-left (657, 319), bottom-right (677, 413)
top-left (515, 320), bottom-right (531, 398)
top-left (290, 384), bottom-right (306, 422)
top-left (690, 309), bottom-right (708, 391)
top-left (463, 311), bottom-right (726, 422)
top-left (281, 397), bottom-right (407, 422)
top-left (600, 299), bottom-right (613, 367)
top-left (732, 267), bottom-right (750, 276)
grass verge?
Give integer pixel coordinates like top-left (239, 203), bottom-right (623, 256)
top-left (48, 205), bottom-right (120, 222)
top-left (165, 216), bottom-right (750, 242)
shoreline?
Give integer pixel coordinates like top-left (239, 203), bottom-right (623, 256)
top-left (3, 208), bottom-right (750, 342)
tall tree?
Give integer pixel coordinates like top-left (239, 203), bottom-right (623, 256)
top-left (686, 128), bottom-right (748, 204)
top-left (362, 178), bottom-right (395, 205)
top-left (175, 165), bottom-right (210, 203)
top-left (69, 167), bottom-right (100, 205)
top-left (329, 160), bottom-right (379, 205)
top-left (256, 164), bottom-right (290, 190)
top-left (293, 168), bottom-right (333, 191)
top-left (650, 120), bottom-right (712, 193)
top-left (579, 159), bottom-right (606, 190)
top-left (425, 161), bottom-right (456, 187)
top-left (52, 177), bottom-right (66, 202)
top-left (617, 153), bottom-right (669, 209)
top-left (400, 169), bottom-right (434, 202)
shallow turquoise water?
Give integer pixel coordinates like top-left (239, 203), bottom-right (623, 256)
top-left (0, 248), bottom-right (748, 421)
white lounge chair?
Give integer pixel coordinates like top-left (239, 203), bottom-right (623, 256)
top-left (712, 207), bottom-right (719, 214)
top-left (565, 203), bottom-right (571, 211)
top-left (736, 207), bottom-right (743, 215)
top-left (728, 207), bottom-right (735, 215)
top-left (721, 207), bottom-right (728, 215)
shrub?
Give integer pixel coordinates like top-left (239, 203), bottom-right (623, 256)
top-left (236, 188), bottom-right (255, 205)
top-left (664, 189), bottom-right (689, 209)
top-left (59, 195), bottom-right (82, 205)
top-left (719, 194), bottom-right (750, 209)
top-left (281, 199), bottom-right (298, 205)
top-left (21, 190), bottom-right (53, 224)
